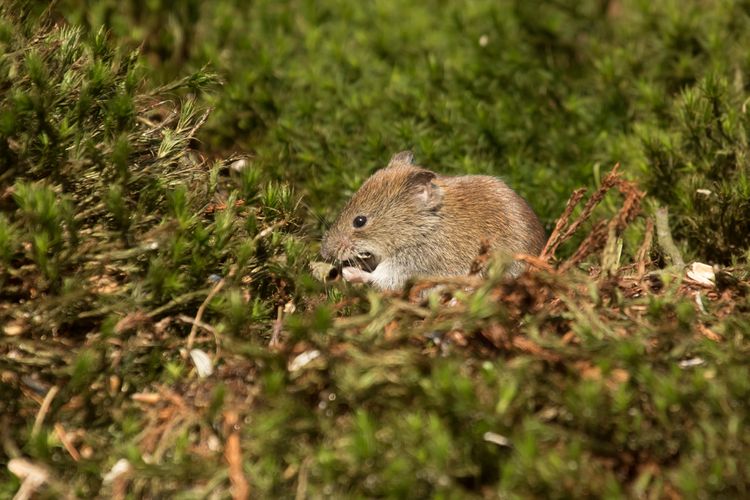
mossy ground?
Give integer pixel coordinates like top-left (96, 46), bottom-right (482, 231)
top-left (1, 1), bottom-right (749, 498)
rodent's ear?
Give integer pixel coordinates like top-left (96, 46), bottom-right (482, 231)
top-left (407, 169), bottom-right (436, 186)
top-left (408, 169), bottom-right (442, 208)
top-left (387, 150), bottom-right (415, 167)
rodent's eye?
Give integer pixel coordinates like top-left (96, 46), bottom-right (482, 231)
top-left (352, 215), bottom-right (367, 228)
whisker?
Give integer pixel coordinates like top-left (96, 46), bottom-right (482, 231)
top-left (300, 201), bottom-right (331, 230)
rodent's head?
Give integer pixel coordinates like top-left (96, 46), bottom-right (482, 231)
top-left (321, 151), bottom-right (442, 270)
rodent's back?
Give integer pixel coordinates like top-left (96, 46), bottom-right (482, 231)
top-left (426, 175), bottom-right (545, 275)
top-left (439, 175), bottom-right (545, 254)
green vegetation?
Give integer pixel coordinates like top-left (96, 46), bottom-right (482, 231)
top-left (1, 0), bottom-right (749, 497)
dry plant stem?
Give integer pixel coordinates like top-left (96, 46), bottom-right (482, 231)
top-left (270, 306), bottom-right (283, 347)
top-left (512, 336), bottom-right (561, 362)
top-left (9, 458), bottom-right (71, 500)
top-left (559, 220), bottom-right (608, 273)
top-left (186, 109), bottom-right (211, 140)
top-left (111, 474), bottom-right (128, 500)
top-left (177, 314), bottom-right (221, 358)
top-left (601, 178), bottom-right (644, 274)
top-left (600, 224), bottom-right (622, 275)
top-left (295, 457), bottom-right (312, 500)
top-left (609, 178), bottom-right (644, 233)
top-left (224, 411), bottom-right (250, 500)
top-left (31, 386), bottom-right (59, 438)
top-left (697, 323), bottom-right (722, 341)
top-left (53, 423), bottom-right (81, 462)
top-left (542, 164), bottom-right (622, 261)
top-left (541, 188), bottom-right (587, 259)
top-left (14, 477), bottom-right (41, 500)
top-left (561, 165), bottom-right (621, 239)
top-left (655, 207), bottom-right (685, 268)
top-left (138, 388), bottom-right (194, 463)
top-left (559, 174), bottom-right (644, 273)
top-left (636, 218), bottom-right (655, 278)
top-left (334, 299), bottom-right (432, 330)
top-left (411, 275), bottom-right (485, 290)
top-left (515, 253), bottom-right (557, 273)
top-left (178, 314), bottom-right (218, 336)
top-left (9, 458), bottom-right (48, 500)
top-left (253, 219), bottom-right (287, 241)
top-left (186, 267), bottom-right (236, 352)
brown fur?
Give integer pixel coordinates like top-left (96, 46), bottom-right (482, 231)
top-left (321, 151), bottom-right (546, 290)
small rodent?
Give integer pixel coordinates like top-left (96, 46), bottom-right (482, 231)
top-left (321, 151), bottom-right (546, 290)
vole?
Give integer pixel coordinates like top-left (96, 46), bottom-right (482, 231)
top-left (320, 151), bottom-right (546, 290)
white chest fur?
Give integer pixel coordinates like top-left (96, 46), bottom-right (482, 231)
top-left (369, 259), bottom-right (409, 290)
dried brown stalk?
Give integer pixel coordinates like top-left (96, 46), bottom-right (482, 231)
top-left (186, 278), bottom-right (225, 352)
top-left (31, 386), bottom-right (59, 438)
top-left (542, 164), bottom-right (623, 261)
top-left (557, 168), bottom-right (644, 273)
top-left (636, 218), bottom-right (655, 278)
top-left (54, 423), bottom-right (81, 462)
top-left (541, 187), bottom-right (587, 260)
top-left (224, 411), bottom-right (250, 500)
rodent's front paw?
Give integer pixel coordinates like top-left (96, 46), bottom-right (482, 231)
top-left (341, 266), bottom-right (373, 284)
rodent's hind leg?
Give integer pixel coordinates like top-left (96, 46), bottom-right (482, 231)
top-left (341, 266), bottom-right (373, 284)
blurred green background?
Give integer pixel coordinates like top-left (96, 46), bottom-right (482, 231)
top-left (34, 0), bottom-right (750, 262)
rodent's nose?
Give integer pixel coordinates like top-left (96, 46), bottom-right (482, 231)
top-left (320, 234), bottom-right (351, 262)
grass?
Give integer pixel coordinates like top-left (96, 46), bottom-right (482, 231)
top-left (1, 0), bottom-right (749, 497)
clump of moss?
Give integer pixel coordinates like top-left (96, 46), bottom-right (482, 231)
top-left (0, 11), bottom-right (310, 497)
top-left (638, 74), bottom-right (750, 263)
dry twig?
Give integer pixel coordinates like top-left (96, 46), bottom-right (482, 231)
top-left (636, 218), bottom-right (655, 278)
top-left (543, 164), bottom-right (624, 261)
top-left (31, 386), bottom-right (59, 438)
top-left (541, 187), bottom-right (587, 260)
top-left (270, 306), bottom-right (284, 348)
top-left (53, 423), bottom-right (81, 462)
top-left (186, 279), bottom-right (225, 352)
top-left (559, 169), bottom-right (644, 272)
top-left (224, 411), bottom-right (250, 500)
